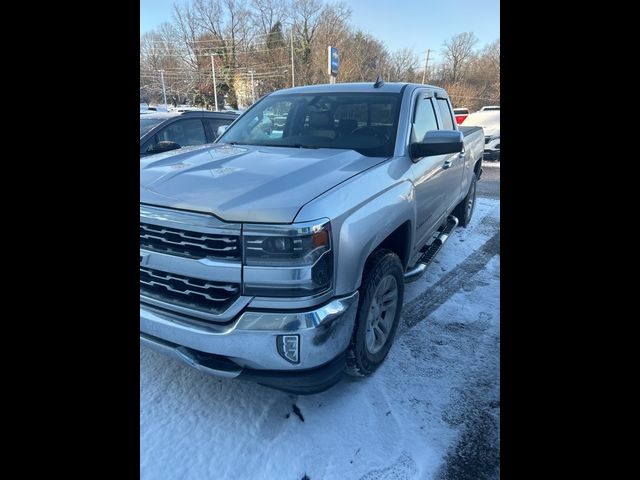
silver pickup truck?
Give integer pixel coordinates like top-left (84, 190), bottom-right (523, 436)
top-left (140, 81), bottom-right (484, 394)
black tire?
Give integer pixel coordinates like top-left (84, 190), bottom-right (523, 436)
top-left (453, 172), bottom-right (477, 227)
top-left (345, 249), bottom-right (405, 377)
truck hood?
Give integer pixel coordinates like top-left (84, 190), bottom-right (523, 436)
top-left (140, 144), bottom-right (383, 223)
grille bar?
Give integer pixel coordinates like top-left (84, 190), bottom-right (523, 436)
top-left (140, 222), bottom-right (241, 260)
top-left (140, 267), bottom-right (240, 315)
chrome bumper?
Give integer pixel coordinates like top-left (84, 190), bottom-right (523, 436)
top-left (140, 291), bottom-right (359, 372)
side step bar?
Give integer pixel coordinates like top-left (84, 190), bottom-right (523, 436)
top-left (404, 215), bottom-right (459, 283)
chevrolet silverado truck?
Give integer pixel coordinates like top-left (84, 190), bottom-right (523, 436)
top-left (140, 81), bottom-right (484, 394)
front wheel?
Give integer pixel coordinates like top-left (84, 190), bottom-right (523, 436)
top-left (345, 249), bottom-right (405, 377)
top-left (453, 172), bottom-right (477, 227)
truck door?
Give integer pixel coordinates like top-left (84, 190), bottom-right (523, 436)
top-left (410, 92), bottom-right (455, 249)
top-left (434, 96), bottom-right (466, 212)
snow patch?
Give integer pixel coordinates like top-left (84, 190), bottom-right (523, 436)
top-left (140, 198), bottom-right (501, 480)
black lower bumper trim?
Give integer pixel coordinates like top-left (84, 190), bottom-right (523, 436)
top-left (238, 353), bottom-right (346, 395)
top-left (483, 150), bottom-right (500, 161)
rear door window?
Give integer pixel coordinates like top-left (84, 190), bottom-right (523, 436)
top-left (436, 99), bottom-right (455, 130)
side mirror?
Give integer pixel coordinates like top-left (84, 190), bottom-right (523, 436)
top-left (410, 130), bottom-right (463, 160)
top-left (148, 141), bottom-right (181, 154)
top-left (216, 125), bottom-right (229, 137)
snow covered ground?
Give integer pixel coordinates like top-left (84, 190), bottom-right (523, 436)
top-left (140, 197), bottom-right (500, 480)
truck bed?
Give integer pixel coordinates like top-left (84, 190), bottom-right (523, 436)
top-left (459, 126), bottom-right (483, 137)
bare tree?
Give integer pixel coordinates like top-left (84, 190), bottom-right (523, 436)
top-left (140, 0), bottom-right (498, 109)
top-left (385, 48), bottom-right (419, 82)
top-left (441, 32), bottom-right (478, 83)
top-left (307, 1), bottom-right (351, 83)
top-left (251, 0), bottom-right (289, 36)
top-left (290, 0), bottom-right (324, 83)
top-left (339, 31), bottom-right (386, 82)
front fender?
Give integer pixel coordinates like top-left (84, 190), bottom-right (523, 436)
top-left (334, 182), bottom-right (414, 293)
top-left (295, 158), bottom-right (415, 295)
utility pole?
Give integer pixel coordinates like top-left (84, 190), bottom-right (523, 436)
top-left (158, 69), bottom-right (167, 107)
top-left (421, 49), bottom-right (431, 84)
top-left (290, 28), bottom-right (295, 88)
top-left (210, 54), bottom-right (218, 111)
top-left (249, 70), bottom-right (255, 103)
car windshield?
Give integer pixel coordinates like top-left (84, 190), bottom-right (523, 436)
top-left (140, 118), bottom-right (165, 136)
top-left (217, 92), bottom-right (401, 157)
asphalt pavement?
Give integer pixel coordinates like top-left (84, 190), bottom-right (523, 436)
top-left (477, 162), bottom-right (500, 200)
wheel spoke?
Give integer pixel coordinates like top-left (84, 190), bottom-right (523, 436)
top-left (374, 325), bottom-right (385, 343)
top-left (382, 291), bottom-right (396, 304)
top-left (375, 280), bottom-right (387, 302)
top-left (366, 327), bottom-right (375, 351)
top-left (364, 273), bottom-right (399, 355)
top-left (377, 321), bottom-right (387, 335)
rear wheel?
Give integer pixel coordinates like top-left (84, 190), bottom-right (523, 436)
top-left (453, 172), bottom-right (477, 227)
top-left (345, 249), bottom-right (405, 377)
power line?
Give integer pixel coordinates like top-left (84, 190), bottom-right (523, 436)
top-left (141, 63), bottom-right (291, 73)
top-left (143, 42), bottom-right (291, 52)
top-left (143, 30), bottom-right (291, 43)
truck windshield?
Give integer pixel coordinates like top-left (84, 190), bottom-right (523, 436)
top-left (218, 92), bottom-right (401, 157)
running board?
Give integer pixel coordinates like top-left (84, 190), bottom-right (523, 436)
top-left (404, 215), bottom-right (459, 283)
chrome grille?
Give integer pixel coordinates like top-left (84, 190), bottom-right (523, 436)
top-left (140, 222), bottom-right (241, 260)
top-left (140, 267), bottom-right (240, 315)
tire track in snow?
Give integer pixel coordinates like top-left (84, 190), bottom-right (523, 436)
top-left (398, 230), bottom-right (500, 335)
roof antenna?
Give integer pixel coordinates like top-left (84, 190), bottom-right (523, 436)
top-left (373, 74), bottom-right (385, 88)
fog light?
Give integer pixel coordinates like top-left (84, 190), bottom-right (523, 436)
top-left (277, 335), bottom-right (300, 364)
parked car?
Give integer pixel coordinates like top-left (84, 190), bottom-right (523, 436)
top-left (461, 110), bottom-right (500, 160)
top-left (173, 106), bottom-right (204, 112)
top-left (453, 107), bottom-right (469, 124)
top-left (222, 106), bottom-right (245, 114)
top-left (479, 105), bottom-right (500, 111)
top-left (140, 110), bottom-right (238, 157)
top-left (140, 82), bottom-right (485, 394)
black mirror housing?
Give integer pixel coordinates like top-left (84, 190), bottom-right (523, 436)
top-left (410, 130), bottom-right (463, 160)
top-left (149, 141), bottom-right (181, 154)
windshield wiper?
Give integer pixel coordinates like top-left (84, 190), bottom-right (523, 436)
top-left (225, 142), bottom-right (318, 149)
top-left (271, 143), bottom-right (319, 149)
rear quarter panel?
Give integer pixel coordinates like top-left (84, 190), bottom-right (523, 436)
top-left (457, 128), bottom-right (485, 204)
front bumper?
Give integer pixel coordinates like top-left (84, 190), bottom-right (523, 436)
top-left (140, 292), bottom-right (359, 392)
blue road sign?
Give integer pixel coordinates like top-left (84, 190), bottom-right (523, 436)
top-left (328, 46), bottom-right (340, 76)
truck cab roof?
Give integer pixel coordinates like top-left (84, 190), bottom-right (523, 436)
top-left (270, 82), bottom-right (447, 97)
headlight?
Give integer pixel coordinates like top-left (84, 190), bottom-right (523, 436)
top-left (242, 219), bottom-right (333, 297)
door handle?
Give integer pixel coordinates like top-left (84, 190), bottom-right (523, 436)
top-left (443, 159), bottom-right (453, 169)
